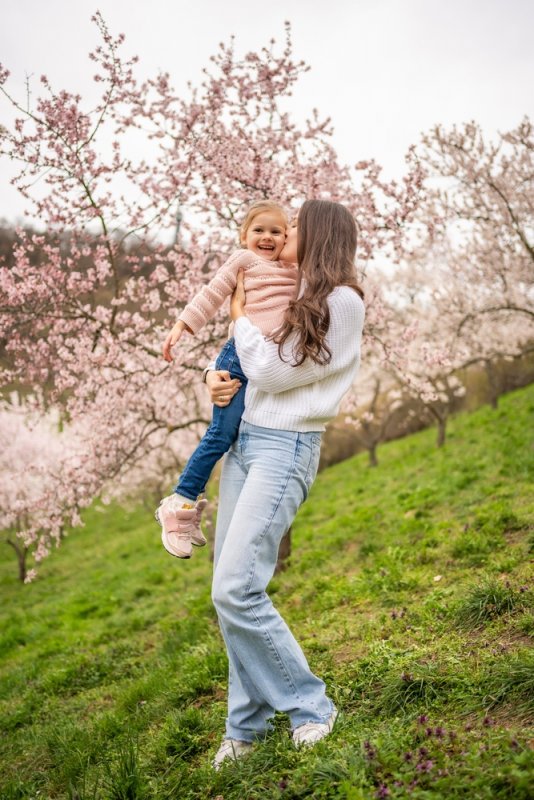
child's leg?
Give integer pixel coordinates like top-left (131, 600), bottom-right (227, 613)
top-left (175, 339), bottom-right (247, 502)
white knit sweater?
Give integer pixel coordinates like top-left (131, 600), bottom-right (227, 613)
top-left (233, 286), bottom-right (365, 432)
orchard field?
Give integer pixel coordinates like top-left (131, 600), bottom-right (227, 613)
top-left (1, 384), bottom-right (533, 800)
top-left (1, 16), bottom-right (533, 798)
top-left (1, 16), bottom-right (533, 578)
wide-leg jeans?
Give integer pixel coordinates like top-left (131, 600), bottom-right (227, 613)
top-left (211, 420), bottom-right (334, 742)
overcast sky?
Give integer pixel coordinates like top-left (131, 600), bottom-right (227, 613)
top-left (1, 0), bottom-right (533, 223)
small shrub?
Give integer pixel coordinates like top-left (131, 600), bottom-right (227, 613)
top-left (101, 734), bottom-right (147, 800)
top-left (451, 532), bottom-right (504, 563)
top-left (472, 508), bottom-right (525, 536)
top-left (162, 707), bottom-right (211, 760)
top-left (378, 664), bottom-right (460, 714)
top-left (483, 650), bottom-right (534, 717)
top-left (455, 579), bottom-right (531, 627)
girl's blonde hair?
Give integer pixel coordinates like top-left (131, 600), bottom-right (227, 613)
top-left (239, 200), bottom-right (288, 244)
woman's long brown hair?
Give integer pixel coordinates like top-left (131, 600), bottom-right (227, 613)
top-left (272, 199), bottom-right (364, 366)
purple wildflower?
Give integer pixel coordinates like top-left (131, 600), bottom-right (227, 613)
top-left (375, 784), bottom-right (390, 798)
top-left (364, 740), bottom-right (377, 760)
top-left (416, 759), bottom-right (434, 773)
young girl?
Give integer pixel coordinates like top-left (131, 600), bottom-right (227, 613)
top-left (157, 201), bottom-right (297, 559)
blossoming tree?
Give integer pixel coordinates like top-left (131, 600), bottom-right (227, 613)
top-left (0, 14), bottom-right (422, 579)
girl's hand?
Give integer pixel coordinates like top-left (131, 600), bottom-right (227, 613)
top-left (162, 320), bottom-right (192, 362)
top-left (230, 269), bottom-right (246, 321)
top-left (206, 370), bottom-right (242, 407)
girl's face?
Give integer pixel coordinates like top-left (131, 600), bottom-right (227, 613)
top-left (241, 211), bottom-right (286, 260)
top-left (279, 216), bottom-right (298, 263)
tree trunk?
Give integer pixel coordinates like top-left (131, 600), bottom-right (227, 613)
top-left (368, 443), bottom-right (379, 467)
top-left (275, 527), bottom-right (291, 574)
top-left (6, 537), bottom-right (28, 583)
top-left (485, 360), bottom-right (499, 409)
top-left (436, 417), bottom-right (447, 448)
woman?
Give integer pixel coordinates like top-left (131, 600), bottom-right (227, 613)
top-left (203, 199), bottom-right (365, 768)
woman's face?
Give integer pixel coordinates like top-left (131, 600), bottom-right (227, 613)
top-left (279, 216), bottom-right (298, 263)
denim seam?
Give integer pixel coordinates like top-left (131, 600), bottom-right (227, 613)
top-left (303, 440), bottom-right (320, 495)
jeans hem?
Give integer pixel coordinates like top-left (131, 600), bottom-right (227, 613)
top-left (172, 487), bottom-right (198, 503)
top-left (225, 726), bottom-right (268, 743)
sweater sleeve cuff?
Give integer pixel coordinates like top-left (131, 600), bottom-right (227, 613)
top-left (178, 308), bottom-right (204, 335)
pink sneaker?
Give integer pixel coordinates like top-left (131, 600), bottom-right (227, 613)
top-left (155, 495), bottom-right (196, 559)
top-left (192, 499), bottom-right (208, 547)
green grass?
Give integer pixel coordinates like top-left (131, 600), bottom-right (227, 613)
top-left (1, 386), bottom-right (533, 799)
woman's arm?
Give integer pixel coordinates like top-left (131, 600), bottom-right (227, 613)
top-left (233, 289), bottom-right (365, 394)
top-left (205, 370), bottom-right (242, 407)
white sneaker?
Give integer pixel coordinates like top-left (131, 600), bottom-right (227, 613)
top-left (212, 738), bottom-right (253, 770)
top-left (292, 707), bottom-right (338, 747)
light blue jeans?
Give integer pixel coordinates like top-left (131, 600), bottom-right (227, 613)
top-left (212, 420), bottom-right (334, 742)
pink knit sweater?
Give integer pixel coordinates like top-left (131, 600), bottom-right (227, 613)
top-left (178, 249), bottom-right (298, 336)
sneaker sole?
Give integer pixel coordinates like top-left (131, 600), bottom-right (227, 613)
top-left (161, 530), bottom-right (191, 559)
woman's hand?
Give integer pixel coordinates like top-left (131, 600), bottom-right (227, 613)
top-left (230, 269), bottom-right (246, 322)
top-left (162, 320), bottom-right (192, 362)
top-left (206, 370), bottom-right (242, 407)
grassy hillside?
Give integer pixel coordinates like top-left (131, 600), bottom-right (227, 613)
top-left (1, 386), bottom-right (533, 800)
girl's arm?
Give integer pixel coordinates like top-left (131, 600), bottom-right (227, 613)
top-left (178, 250), bottom-right (258, 335)
top-left (162, 319), bottom-right (193, 362)
top-left (162, 250), bottom-right (258, 362)
top-left (233, 288), bottom-right (365, 394)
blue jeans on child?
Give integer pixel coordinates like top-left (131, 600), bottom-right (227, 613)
top-left (175, 338), bottom-right (247, 502)
top-left (212, 421), bottom-right (333, 741)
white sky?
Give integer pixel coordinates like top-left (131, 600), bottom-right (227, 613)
top-left (1, 0), bottom-right (533, 223)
